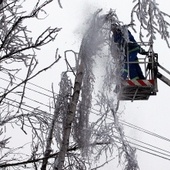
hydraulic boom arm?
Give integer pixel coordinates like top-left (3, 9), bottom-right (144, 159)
top-left (157, 63), bottom-right (170, 87)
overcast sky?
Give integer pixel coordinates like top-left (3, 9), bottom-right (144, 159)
top-left (58, 1), bottom-right (170, 169)
top-left (11, 0), bottom-right (170, 169)
top-left (43, 0), bottom-right (170, 169)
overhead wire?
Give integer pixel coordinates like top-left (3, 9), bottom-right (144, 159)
top-left (1, 71), bottom-right (57, 96)
top-left (0, 86), bottom-right (54, 110)
top-left (2, 79), bottom-right (170, 149)
top-left (119, 119), bottom-right (170, 143)
top-left (2, 72), bottom-right (169, 145)
top-left (84, 103), bottom-right (170, 143)
top-left (2, 96), bottom-right (170, 162)
top-left (123, 133), bottom-right (170, 156)
top-left (89, 116), bottom-right (170, 161)
top-left (2, 72), bottom-right (170, 161)
top-left (0, 77), bottom-right (54, 99)
top-left (0, 72), bottom-right (57, 111)
top-left (2, 74), bottom-right (170, 146)
top-left (124, 136), bottom-right (170, 159)
top-left (2, 100), bottom-right (38, 114)
top-left (114, 139), bottom-right (170, 162)
top-left (4, 97), bottom-right (49, 113)
top-left (78, 103), bottom-right (170, 160)
top-left (87, 117), bottom-right (170, 161)
top-left (2, 97), bottom-right (170, 161)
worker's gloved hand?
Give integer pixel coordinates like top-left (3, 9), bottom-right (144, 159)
top-left (140, 51), bottom-right (148, 55)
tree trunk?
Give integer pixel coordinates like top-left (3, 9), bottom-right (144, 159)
top-left (54, 62), bottom-right (84, 170)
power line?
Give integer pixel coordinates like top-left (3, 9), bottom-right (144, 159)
top-left (2, 73), bottom-right (170, 160)
top-left (119, 119), bottom-right (170, 143)
top-left (1, 71), bottom-right (57, 96)
top-left (127, 138), bottom-right (170, 159)
top-left (2, 78), bottom-right (170, 147)
top-left (0, 77), bottom-right (54, 99)
top-left (3, 98), bottom-right (170, 161)
top-left (89, 120), bottom-right (170, 161)
top-left (4, 97), bottom-right (49, 114)
top-left (115, 139), bottom-right (170, 162)
top-left (1, 65), bottom-right (169, 143)
top-left (78, 105), bottom-right (170, 161)
top-left (124, 133), bottom-right (170, 156)
top-left (86, 104), bottom-right (170, 143)
top-left (79, 104), bottom-right (170, 158)
top-left (0, 86), bottom-right (55, 111)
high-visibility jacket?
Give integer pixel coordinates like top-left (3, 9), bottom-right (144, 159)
top-left (112, 29), bottom-right (146, 80)
top-left (127, 30), bottom-right (146, 61)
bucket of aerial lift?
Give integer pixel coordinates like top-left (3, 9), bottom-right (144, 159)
top-left (118, 53), bottom-right (158, 101)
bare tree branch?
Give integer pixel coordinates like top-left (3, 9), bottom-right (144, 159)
top-left (0, 55), bottom-right (61, 103)
top-left (57, 0), bottom-right (63, 8)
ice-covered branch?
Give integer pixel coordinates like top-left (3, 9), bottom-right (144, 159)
top-left (131, 0), bottom-right (170, 47)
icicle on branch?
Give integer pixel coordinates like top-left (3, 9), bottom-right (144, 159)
top-left (54, 9), bottom-right (112, 169)
top-left (131, 0), bottom-right (170, 47)
top-left (111, 106), bottom-right (139, 170)
top-left (92, 9), bottom-right (139, 169)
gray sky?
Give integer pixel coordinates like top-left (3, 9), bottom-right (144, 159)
top-left (5, 0), bottom-right (170, 169)
top-left (40, 0), bottom-right (170, 169)
top-left (54, 1), bottom-right (170, 169)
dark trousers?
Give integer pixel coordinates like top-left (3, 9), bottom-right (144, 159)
top-left (129, 62), bottom-right (145, 79)
top-left (121, 52), bottom-right (145, 80)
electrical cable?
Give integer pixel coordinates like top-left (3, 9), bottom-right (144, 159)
top-left (119, 119), bottom-right (170, 143)
top-left (85, 104), bottom-right (170, 143)
top-left (78, 104), bottom-right (170, 159)
top-left (2, 72), bottom-right (170, 161)
top-left (0, 77), bottom-right (53, 99)
top-left (0, 86), bottom-right (54, 110)
top-left (2, 78), bottom-right (170, 148)
top-left (114, 139), bottom-right (170, 162)
top-left (4, 97), bottom-right (49, 114)
top-left (3, 97), bottom-right (170, 161)
top-left (123, 133), bottom-right (170, 155)
top-left (88, 118), bottom-right (170, 161)
top-left (1, 70), bottom-right (57, 95)
top-left (2, 100), bottom-right (37, 114)
top-left (126, 138), bottom-right (170, 158)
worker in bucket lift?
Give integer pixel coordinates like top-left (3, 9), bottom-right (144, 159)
top-left (111, 25), bottom-right (148, 80)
